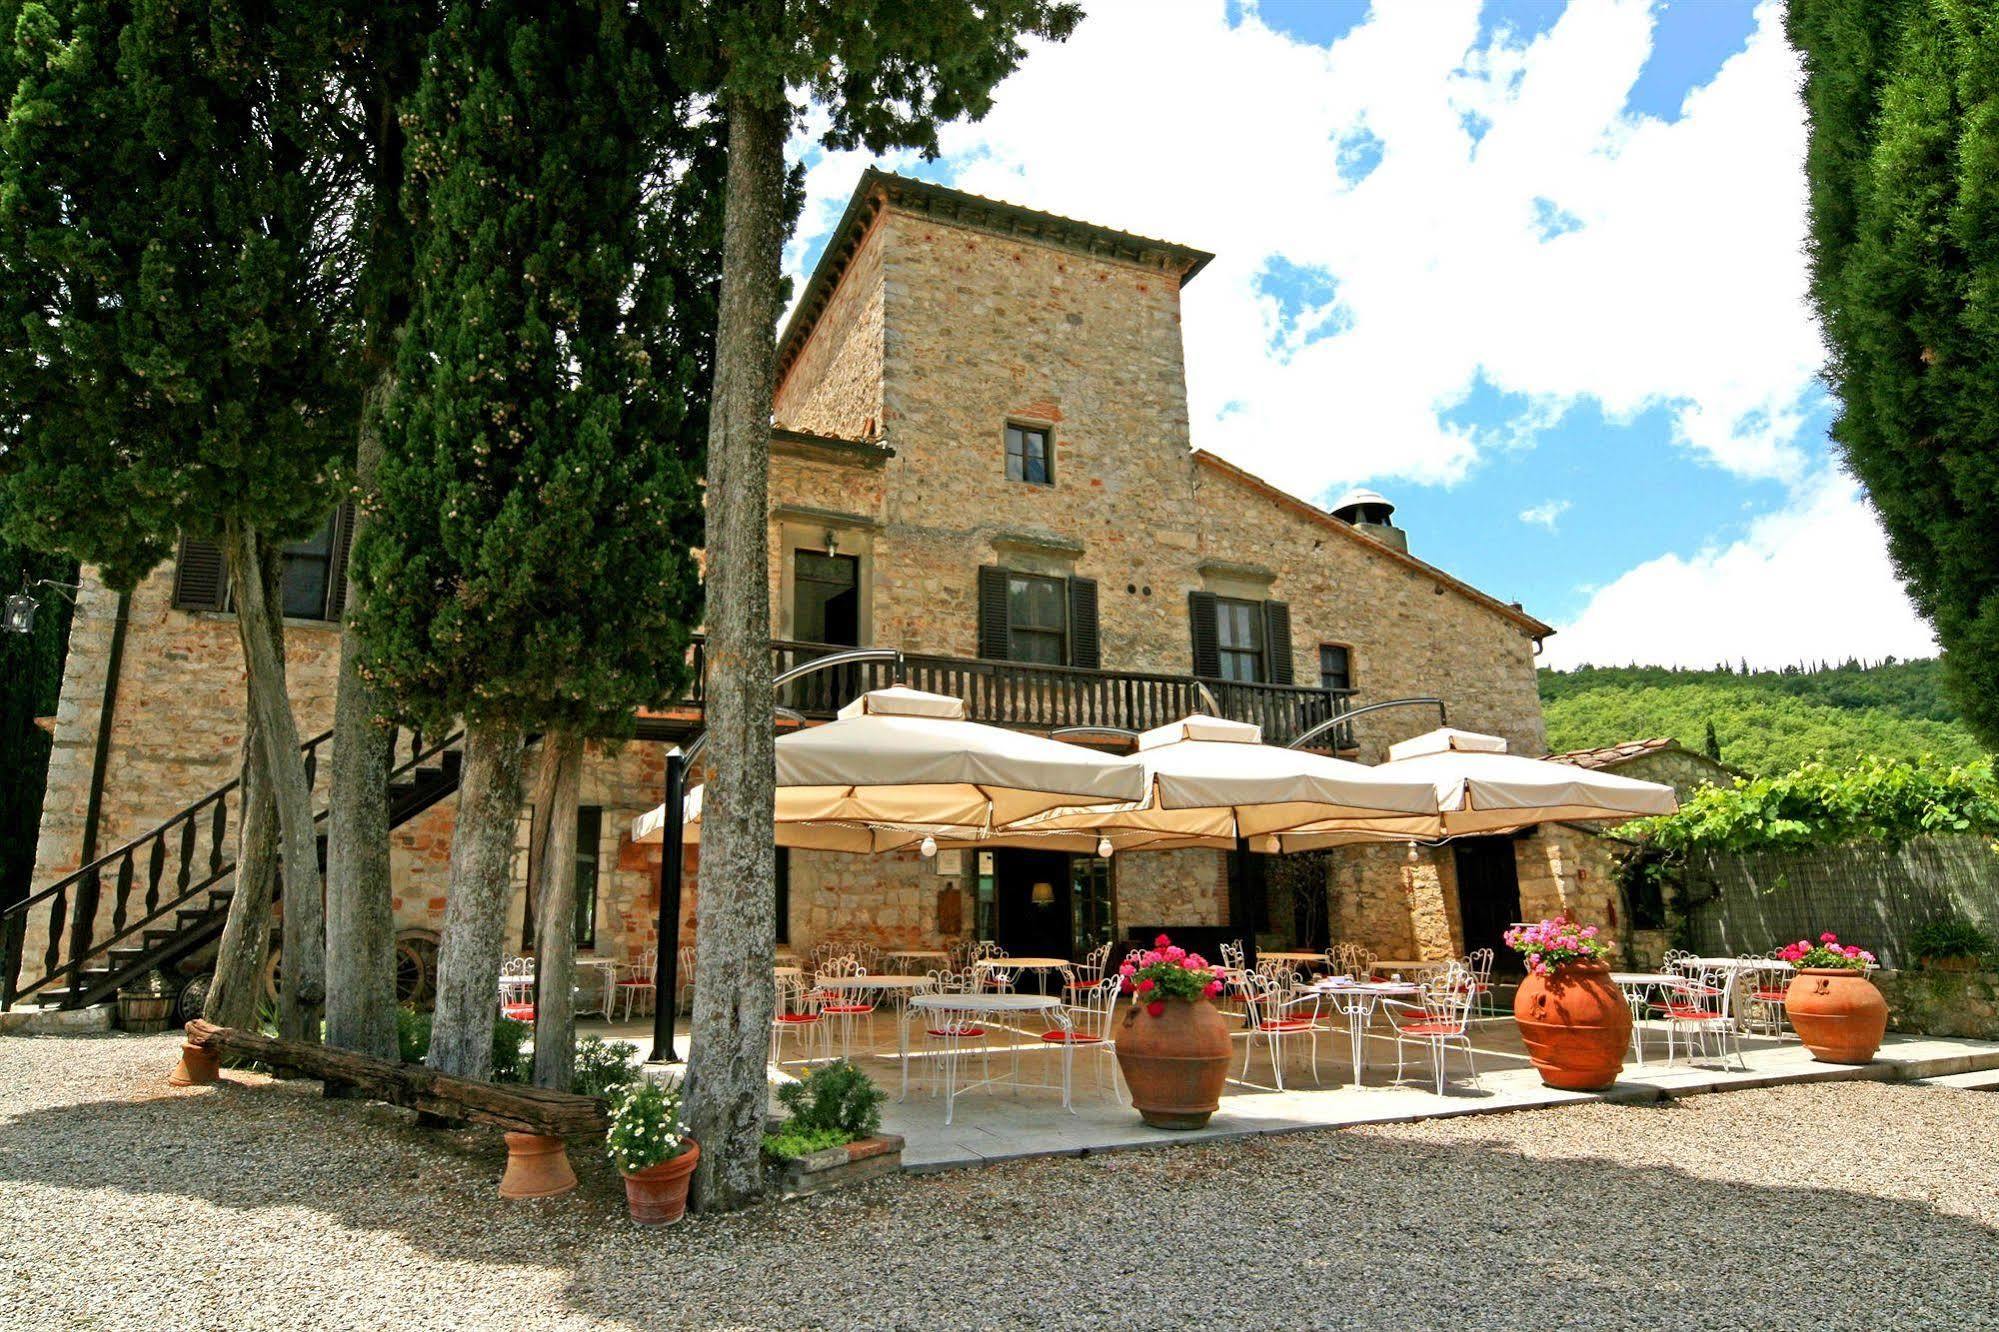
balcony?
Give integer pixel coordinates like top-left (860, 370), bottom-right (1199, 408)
top-left (655, 638), bottom-right (1355, 748)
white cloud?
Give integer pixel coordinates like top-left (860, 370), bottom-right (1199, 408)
top-left (786, 0), bottom-right (1823, 499)
top-left (1519, 498), bottom-right (1572, 531)
top-left (1542, 473), bottom-right (1937, 669)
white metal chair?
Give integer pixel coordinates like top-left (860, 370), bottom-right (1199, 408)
top-left (499, 955), bottom-right (536, 1024)
top-left (770, 971), bottom-right (826, 1067)
top-left (1332, 942), bottom-right (1376, 981)
top-left (1742, 952), bottom-right (1790, 1039)
top-left (674, 943), bottom-right (696, 1014)
top-left (1241, 972), bottom-right (1325, 1090)
top-left (914, 970), bottom-right (992, 1099)
top-left (1463, 947), bottom-right (1498, 1019)
top-left (814, 955), bottom-right (877, 1057)
top-left (1391, 962), bottom-right (1479, 1094)
top-left (1039, 972), bottom-right (1123, 1100)
top-left (1660, 962), bottom-right (1744, 1069)
top-left (614, 947), bottom-right (656, 1021)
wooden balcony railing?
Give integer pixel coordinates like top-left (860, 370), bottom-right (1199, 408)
top-left (683, 638), bottom-right (1355, 747)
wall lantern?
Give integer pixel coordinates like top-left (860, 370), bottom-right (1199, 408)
top-left (1030, 880), bottom-right (1055, 907)
top-left (824, 529), bottom-right (840, 558)
top-left (3, 580), bottom-right (78, 635)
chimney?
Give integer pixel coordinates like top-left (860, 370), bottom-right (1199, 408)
top-left (1328, 487), bottom-right (1407, 554)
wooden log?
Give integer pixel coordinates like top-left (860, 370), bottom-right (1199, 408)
top-left (183, 1020), bottom-right (606, 1136)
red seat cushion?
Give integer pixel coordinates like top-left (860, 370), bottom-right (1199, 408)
top-left (1399, 1022), bottom-right (1464, 1036)
top-left (1664, 1006), bottom-right (1720, 1020)
top-left (822, 1003), bottom-right (874, 1015)
top-left (501, 1004), bottom-right (535, 1021)
top-left (926, 1026), bottom-right (985, 1038)
top-left (774, 1013), bottom-right (820, 1024)
top-left (1039, 1030), bottom-right (1104, 1044)
top-left (1258, 1018), bottom-right (1316, 1032)
top-left (1752, 989), bottom-right (1788, 1002)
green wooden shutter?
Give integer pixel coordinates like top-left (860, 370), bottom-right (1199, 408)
top-left (170, 534), bottom-right (229, 612)
top-left (1188, 590), bottom-right (1220, 678)
top-left (1263, 600), bottom-right (1294, 685)
top-left (1066, 577), bottom-right (1100, 669)
top-left (977, 565), bottom-right (1011, 660)
top-left (324, 502), bottom-right (357, 619)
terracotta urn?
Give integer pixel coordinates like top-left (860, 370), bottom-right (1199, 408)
top-left (1513, 961), bottom-right (1630, 1091)
top-left (1114, 997), bottom-right (1232, 1129)
top-left (168, 1040), bottom-right (220, 1087)
top-left (621, 1140), bottom-right (700, 1225)
top-left (1786, 967), bottom-right (1887, 1064)
top-left (498, 1132), bottom-right (578, 1200)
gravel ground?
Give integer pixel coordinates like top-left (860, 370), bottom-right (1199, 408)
top-left (2, 1032), bottom-right (1995, 1332)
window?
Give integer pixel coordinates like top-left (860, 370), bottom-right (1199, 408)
top-left (1006, 573), bottom-right (1068, 664)
top-left (1069, 855), bottom-right (1115, 959)
top-left (572, 806), bottom-right (601, 950)
top-left (1319, 644), bottom-right (1352, 693)
top-left (775, 847), bottom-right (791, 946)
top-left (1005, 424), bottom-right (1052, 485)
top-left (279, 515), bottom-right (338, 620)
top-left (1215, 597), bottom-right (1266, 682)
top-left (170, 505), bottom-right (353, 622)
top-left (793, 549), bottom-right (859, 646)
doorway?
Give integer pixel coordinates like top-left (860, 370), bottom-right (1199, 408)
top-left (993, 849), bottom-right (1073, 969)
top-left (790, 549), bottom-right (859, 711)
top-left (1452, 836), bottom-right (1525, 976)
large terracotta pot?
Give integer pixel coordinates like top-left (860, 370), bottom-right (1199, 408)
top-left (1114, 997), bottom-right (1232, 1129)
top-left (621, 1140), bottom-right (699, 1225)
top-left (1513, 961), bottom-right (1630, 1091)
top-left (498, 1132), bottom-right (577, 1199)
top-left (1786, 967), bottom-right (1887, 1064)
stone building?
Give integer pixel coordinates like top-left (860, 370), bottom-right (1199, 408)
top-left (17, 169), bottom-right (1625, 1012)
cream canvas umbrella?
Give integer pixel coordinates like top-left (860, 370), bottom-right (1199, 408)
top-left (630, 686), bottom-right (1148, 848)
top-left (1004, 714), bottom-right (1441, 845)
top-left (1277, 725), bottom-right (1678, 849)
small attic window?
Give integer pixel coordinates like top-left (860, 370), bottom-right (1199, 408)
top-left (1005, 424), bottom-right (1052, 486)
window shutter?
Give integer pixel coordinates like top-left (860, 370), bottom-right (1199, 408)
top-left (1263, 600), bottom-right (1295, 684)
top-left (1188, 590), bottom-right (1220, 678)
top-left (1066, 577), bottom-right (1100, 669)
top-left (325, 501), bottom-right (357, 619)
top-left (171, 534), bottom-right (229, 612)
top-left (977, 565), bottom-right (1011, 660)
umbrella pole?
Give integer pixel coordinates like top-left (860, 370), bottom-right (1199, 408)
top-left (648, 750), bottom-right (687, 1064)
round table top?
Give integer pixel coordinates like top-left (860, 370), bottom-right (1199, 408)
top-left (1610, 971), bottom-right (1686, 987)
top-left (1370, 958), bottom-right (1441, 970)
top-left (975, 957), bottom-right (1071, 970)
top-left (1261, 950), bottom-right (1327, 963)
top-left (1686, 957), bottom-right (1794, 970)
top-left (911, 992), bottom-right (1063, 1012)
top-left (1311, 979), bottom-right (1420, 995)
top-left (885, 949), bottom-right (952, 961)
top-left (774, 965), bottom-right (802, 977)
top-left (815, 974), bottom-right (934, 989)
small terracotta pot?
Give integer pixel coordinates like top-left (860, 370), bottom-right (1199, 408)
top-left (498, 1132), bottom-right (578, 1200)
top-left (1513, 961), bottom-right (1630, 1091)
top-left (1786, 967), bottom-right (1887, 1064)
top-left (168, 1041), bottom-right (219, 1087)
top-left (1114, 997), bottom-right (1232, 1130)
top-left (622, 1140), bottom-right (700, 1225)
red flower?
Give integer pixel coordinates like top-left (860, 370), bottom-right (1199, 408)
top-left (1155, 933), bottom-right (1172, 948)
top-left (1136, 978), bottom-right (1155, 992)
top-left (1146, 1000), bottom-right (1166, 1018)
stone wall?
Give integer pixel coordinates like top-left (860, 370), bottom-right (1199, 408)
top-left (773, 212), bottom-right (886, 440)
top-left (1874, 967), bottom-right (1999, 1041)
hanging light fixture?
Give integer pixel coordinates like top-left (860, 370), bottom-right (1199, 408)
top-left (1406, 841), bottom-right (1421, 863)
top-left (1096, 836), bottom-right (1114, 859)
top-left (919, 835), bottom-right (937, 858)
top-left (1030, 881), bottom-right (1055, 907)
top-left (3, 592), bottom-right (36, 634)
top-left (824, 528), bottom-right (840, 558)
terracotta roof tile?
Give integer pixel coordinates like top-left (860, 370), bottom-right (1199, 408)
top-left (1545, 737), bottom-right (1680, 770)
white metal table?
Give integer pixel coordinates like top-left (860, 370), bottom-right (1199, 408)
top-left (883, 948), bottom-right (953, 971)
top-left (812, 974), bottom-right (936, 1055)
top-left (1609, 971), bottom-right (1691, 1066)
top-left (1309, 980), bottom-right (1421, 1084)
top-left (904, 993), bottom-right (1074, 1124)
top-left (576, 958), bottom-right (620, 1016)
top-left (973, 956), bottom-right (1073, 995)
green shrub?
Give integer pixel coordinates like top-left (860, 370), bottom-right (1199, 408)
top-left (772, 1059), bottom-right (884, 1142)
top-left (393, 1008), bottom-right (531, 1084)
top-left (762, 1125), bottom-right (853, 1161)
top-left (396, 1007), bottom-right (432, 1063)
top-left (572, 1035), bottom-right (642, 1099)
top-left (1907, 916), bottom-right (1995, 966)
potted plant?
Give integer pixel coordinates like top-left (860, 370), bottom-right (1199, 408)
top-left (1506, 917), bottom-right (1629, 1091)
top-left (1113, 934), bottom-right (1232, 1130)
top-left (1780, 932), bottom-right (1886, 1064)
top-left (606, 1079), bottom-right (698, 1225)
top-left (117, 970), bottom-right (175, 1034)
top-left (1907, 917), bottom-right (1993, 974)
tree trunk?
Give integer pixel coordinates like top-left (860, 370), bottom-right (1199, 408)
top-left (205, 703), bottom-right (278, 1030)
top-left (683, 92), bottom-right (786, 1214)
top-left (225, 517), bottom-right (328, 1044)
top-left (425, 716), bottom-right (526, 1079)
top-left (529, 730), bottom-right (584, 1091)
top-left (324, 369), bottom-right (400, 1059)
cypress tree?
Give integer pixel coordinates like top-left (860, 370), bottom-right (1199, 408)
top-left (356, 0), bottom-right (713, 1081)
top-left (1791, 0), bottom-right (1999, 746)
top-left (0, 0), bottom-right (357, 1037)
top-left (665, 0), bottom-right (1082, 1211)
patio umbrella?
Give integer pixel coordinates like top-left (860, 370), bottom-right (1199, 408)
top-left (1277, 725), bottom-right (1678, 848)
top-left (1003, 714), bottom-right (1441, 845)
top-left (630, 686), bottom-right (1148, 846)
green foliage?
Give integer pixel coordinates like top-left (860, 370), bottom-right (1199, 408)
top-left (1539, 661), bottom-right (1989, 774)
top-left (761, 1124), bottom-right (852, 1162)
top-left (0, 536), bottom-right (73, 914)
top-left (606, 1078), bottom-right (687, 1174)
top-left (353, 0), bottom-right (713, 735)
top-left (771, 1059), bottom-right (883, 1144)
top-left (571, 1035), bottom-right (642, 1100)
top-left (1790, 0), bottom-right (1999, 749)
top-left (395, 1006), bottom-right (431, 1064)
top-left (0, 0), bottom-right (359, 586)
top-left (1907, 915), bottom-right (1994, 965)
top-left (1634, 756), bottom-right (1999, 855)
top-left (394, 1008), bottom-right (530, 1083)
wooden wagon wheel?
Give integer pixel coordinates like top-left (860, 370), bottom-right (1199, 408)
top-left (396, 929), bottom-right (441, 1010)
top-left (173, 972), bottom-right (213, 1025)
top-left (261, 946), bottom-right (282, 1006)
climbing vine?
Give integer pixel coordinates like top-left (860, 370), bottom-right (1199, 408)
top-left (1629, 757), bottom-right (1999, 856)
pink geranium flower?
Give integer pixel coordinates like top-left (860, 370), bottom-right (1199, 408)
top-left (1146, 1000), bottom-right (1166, 1018)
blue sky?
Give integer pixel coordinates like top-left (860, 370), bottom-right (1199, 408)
top-left (784, 0), bottom-right (1936, 669)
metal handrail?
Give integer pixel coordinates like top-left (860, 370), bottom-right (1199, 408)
top-left (1285, 696), bottom-right (1447, 752)
top-left (680, 647), bottom-right (903, 766)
